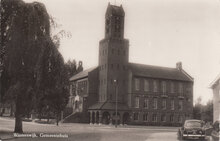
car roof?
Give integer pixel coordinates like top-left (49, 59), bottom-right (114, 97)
top-left (185, 119), bottom-right (203, 123)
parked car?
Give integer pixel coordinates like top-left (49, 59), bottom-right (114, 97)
top-left (210, 120), bottom-right (219, 141)
top-left (178, 119), bottom-right (206, 140)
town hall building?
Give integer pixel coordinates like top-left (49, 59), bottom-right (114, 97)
top-left (67, 3), bottom-right (194, 126)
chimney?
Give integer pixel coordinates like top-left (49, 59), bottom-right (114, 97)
top-left (176, 62), bottom-right (182, 71)
top-left (77, 61), bottom-right (83, 73)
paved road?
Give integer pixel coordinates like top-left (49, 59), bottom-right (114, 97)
top-left (0, 117), bottom-right (210, 141)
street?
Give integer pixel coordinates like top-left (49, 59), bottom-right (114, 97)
top-left (0, 117), bottom-right (210, 141)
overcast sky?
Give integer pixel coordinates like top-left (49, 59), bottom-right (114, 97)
top-left (24, 0), bottom-right (220, 104)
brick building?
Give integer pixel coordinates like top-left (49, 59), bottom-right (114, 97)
top-left (67, 3), bottom-right (194, 126)
top-left (210, 74), bottom-right (220, 122)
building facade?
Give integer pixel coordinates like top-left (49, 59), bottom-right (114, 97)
top-left (210, 74), bottom-right (220, 122)
top-left (67, 3), bottom-right (194, 126)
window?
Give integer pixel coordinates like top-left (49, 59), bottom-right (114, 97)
top-left (153, 80), bottom-right (158, 92)
top-left (161, 81), bottom-right (166, 93)
top-left (170, 82), bottom-right (174, 93)
top-left (144, 79), bottom-right (150, 92)
top-left (153, 99), bottom-right (157, 109)
top-left (143, 99), bottom-right (149, 109)
top-left (178, 83), bottom-right (183, 94)
top-left (162, 99), bottom-right (166, 109)
top-left (143, 113), bottom-right (148, 121)
top-left (161, 114), bottom-right (166, 122)
top-left (135, 78), bottom-right (140, 91)
top-left (134, 113), bottom-right (139, 121)
top-left (171, 100), bottom-right (174, 110)
top-left (152, 114), bottom-right (157, 122)
top-left (135, 97), bottom-right (139, 108)
top-left (170, 115), bottom-right (174, 122)
top-left (178, 101), bottom-right (183, 111)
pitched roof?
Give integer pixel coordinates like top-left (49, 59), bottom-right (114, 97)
top-left (69, 66), bottom-right (97, 81)
top-left (88, 101), bottom-right (129, 111)
top-left (106, 3), bottom-right (125, 16)
top-left (209, 73), bottom-right (220, 89)
top-left (129, 63), bottom-right (193, 82)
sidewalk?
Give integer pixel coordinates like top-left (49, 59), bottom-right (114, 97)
top-left (60, 122), bottom-right (179, 131)
top-left (0, 132), bottom-right (15, 140)
top-left (0, 116), bottom-right (179, 130)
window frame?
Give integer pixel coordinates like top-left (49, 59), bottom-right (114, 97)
top-left (143, 98), bottom-right (149, 109)
top-left (144, 79), bottom-right (150, 92)
top-left (134, 78), bottom-right (140, 91)
top-left (178, 100), bottom-right (183, 111)
top-left (143, 113), bottom-right (148, 121)
top-left (161, 114), bottom-right (166, 122)
top-left (153, 80), bottom-right (158, 92)
top-left (161, 81), bottom-right (166, 93)
top-left (152, 114), bottom-right (157, 122)
top-left (153, 98), bottom-right (158, 109)
top-left (171, 100), bottom-right (175, 110)
top-left (170, 82), bottom-right (174, 93)
top-left (162, 99), bottom-right (167, 110)
top-left (134, 97), bottom-right (140, 108)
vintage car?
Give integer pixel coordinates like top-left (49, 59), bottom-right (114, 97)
top-left (210, 120), bottom-right (219, 141)
top-left (178, 119), bottom-right (206, 140)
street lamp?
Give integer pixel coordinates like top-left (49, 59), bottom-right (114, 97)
top-left (113, 79), bottom-right (118, 128)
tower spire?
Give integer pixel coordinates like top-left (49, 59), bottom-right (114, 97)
top-left (105, 4), bottom-right (125, 39)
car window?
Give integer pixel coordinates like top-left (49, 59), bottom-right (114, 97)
top-left (185, 121), bottom-right (202, 127)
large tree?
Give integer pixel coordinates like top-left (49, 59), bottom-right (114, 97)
top-left (1, 0), bottom-right (68, 132)
top-left (193, 97), bottom-right (213, 122)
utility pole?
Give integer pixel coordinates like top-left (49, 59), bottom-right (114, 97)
top-left (114, 79), bottom-right (118, 128)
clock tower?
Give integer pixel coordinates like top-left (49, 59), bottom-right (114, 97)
top-left (98, 3), bottom-right (129, 104)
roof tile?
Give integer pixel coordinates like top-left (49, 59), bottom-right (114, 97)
top-left (129, 63), bottom-right (193, 82)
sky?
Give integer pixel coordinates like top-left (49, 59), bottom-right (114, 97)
top-left (24, 0), bottom-right (220, 104)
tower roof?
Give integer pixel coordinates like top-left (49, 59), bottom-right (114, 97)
top-left (106, 3), bottom-right (125, 16)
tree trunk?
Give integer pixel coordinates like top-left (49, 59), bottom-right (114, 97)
top-left (14, 114), bottom-right (23, 133)
top-left (14, 94), bottom-right (23, 133)
top-left (56, 113), bottom-right (59, 126)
